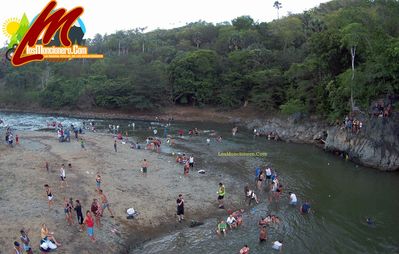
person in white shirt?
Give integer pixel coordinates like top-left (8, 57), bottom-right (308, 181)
top-left (206, 138), bottom-right (210, 145)
top-left (226, 214), bottom-right (237, 229)
top-left (60, 164), bottom-right (68, 188)
top-left (189, 156), bottom-right (194, 168)
top-left (289, 192), bottom-right (297, 205)
top-left (265, 167), bottom-right (272, 182)
top-left (272, 240), bottom-right (283, 251)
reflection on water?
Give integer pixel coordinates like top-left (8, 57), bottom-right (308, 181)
top-left (1, 112), bottom-right (398, 254)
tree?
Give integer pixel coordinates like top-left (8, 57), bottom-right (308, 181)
top-left (273, 1), bottom-right (283, 20)
top-left (341, 22), bottom-right (367, 111)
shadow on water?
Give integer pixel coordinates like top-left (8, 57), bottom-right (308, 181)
top-left (1, 112), bottom-right (399, 254)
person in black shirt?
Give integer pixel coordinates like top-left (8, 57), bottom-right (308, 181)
top-left (176, 194), bottom-right (184, 222)
top-left (75, 200), bottom-right (85, 232)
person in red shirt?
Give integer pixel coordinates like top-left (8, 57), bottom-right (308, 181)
top-left (15, 135), bottom-right (19, 144)
top-left (83, 211), bottom-right (95, 242)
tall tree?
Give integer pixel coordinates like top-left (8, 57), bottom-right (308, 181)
top-left (341, 22), bottom-right (367, 111)
top-left (273, 1), bottom-right (283, 19)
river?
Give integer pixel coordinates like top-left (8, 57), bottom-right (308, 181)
top-left (1, 112), bottom-right (398, 254)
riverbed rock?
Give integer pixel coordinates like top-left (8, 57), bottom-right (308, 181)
top-left (245, 115), bottom-right (399, 171)
top-left (325, 117), bottom-right (399, 171)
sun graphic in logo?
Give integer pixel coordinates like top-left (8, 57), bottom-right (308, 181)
top-left (2, 18), bottom-right (20, 38)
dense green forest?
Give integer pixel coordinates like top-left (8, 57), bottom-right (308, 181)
top-left (0, 0), bottom-right (398, 120)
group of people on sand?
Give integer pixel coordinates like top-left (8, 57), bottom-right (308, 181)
top-left (56, 123), bottom-right (84, 143)
top-left (174, 153), bottom-right (195, 175)
top-left (11, 127), bottom-right (117, 254)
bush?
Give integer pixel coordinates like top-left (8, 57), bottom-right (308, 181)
top-left (280, 99), bottom-right (307, 115)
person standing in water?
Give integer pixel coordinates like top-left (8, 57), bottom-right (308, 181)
top-left (114, 140), bottom-right (117, 152)
top-left (259, 227), bottom-right (267, 242)
top-left (239, 245), bottom-right (250, 254)
top-left (300, 201), bottom-right (311, 214)
top-left (289, 192), bottom-right (298, 206)
top-left (256, 170), bottom-right (265, 191)
top-left (216, 220), bottom-right (227, 236)
top-left (217, 183), bottom-right (225, 209)
top-left (184, 161), bottom-right (190, 176)
top-left (189, 155), bottom-right (194, 168)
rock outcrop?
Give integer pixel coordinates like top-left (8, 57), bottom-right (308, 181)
top-left (325, 117), bottom-right (399, 171)
top-left (245, 115), bottom-right (399, 171)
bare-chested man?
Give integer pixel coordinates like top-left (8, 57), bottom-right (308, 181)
top-left (99, 189), bottom-right (114, 218)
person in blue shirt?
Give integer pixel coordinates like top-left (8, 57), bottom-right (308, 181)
top-left (300, 201), bottom-right (311, 214)
top-left (255, 167), bottom-right (261, 182)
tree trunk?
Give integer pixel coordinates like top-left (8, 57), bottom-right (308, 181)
top-left (350, 46), bottom-right (356, 111)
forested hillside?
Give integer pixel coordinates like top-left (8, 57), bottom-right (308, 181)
top-left (0, 0), bottom-right (398, 120)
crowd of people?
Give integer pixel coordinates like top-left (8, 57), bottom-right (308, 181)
top-left (211, 165), bottom-right (312, 253)
top-left (3, 116), bottom-right (315, 254)
top-left (339, 115), bottom-right (364, 134)
top-left (371, 102), bottom-right (393, 118)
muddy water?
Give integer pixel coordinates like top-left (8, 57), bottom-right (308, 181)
top-left (1, 112), bottom-right (398, 254)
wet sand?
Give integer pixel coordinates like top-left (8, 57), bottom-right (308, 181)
top-left (0, 130), bottom-right (242, 253)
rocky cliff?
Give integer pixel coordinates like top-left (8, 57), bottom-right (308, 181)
top-left (244, 114), bottom-right (399, 171)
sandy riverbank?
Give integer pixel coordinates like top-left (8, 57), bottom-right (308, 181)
top-left (0, 130), bottom-right (242, 254)
top-left (0, 105), bottom-right (264, 124)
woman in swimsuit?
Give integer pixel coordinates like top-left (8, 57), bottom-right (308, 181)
top-left (91, 199), bottom-right (102, 227)
top-left (64, 197), bottom-right (74, 226)
top-left (40, 224), bottom-right (61, 246)
top-left (44, 184), bottom-right (53, 208)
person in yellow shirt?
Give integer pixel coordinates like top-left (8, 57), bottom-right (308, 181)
top-left (217, 182), bottom-right (225, 209)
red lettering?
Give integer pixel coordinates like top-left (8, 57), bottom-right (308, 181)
top-left (12, 0), bottom-right (84, 66)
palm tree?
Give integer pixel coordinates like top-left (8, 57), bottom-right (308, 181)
top-left (273, 1), bottom-right (282, 19)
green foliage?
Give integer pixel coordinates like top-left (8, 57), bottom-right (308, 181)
top-left (280, 99), bottom-right (307, 115)
top-left (0, 0), bottom-right (398, 118)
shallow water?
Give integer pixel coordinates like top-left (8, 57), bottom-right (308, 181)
top-left (1, 112), bottom-right (398, 254)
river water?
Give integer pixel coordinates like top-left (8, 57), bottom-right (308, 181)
top-left (1, 112), bottom-right (398, 254)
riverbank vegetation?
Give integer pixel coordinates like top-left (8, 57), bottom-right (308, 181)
top-left (0, 0), bottom-right (398, 120)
